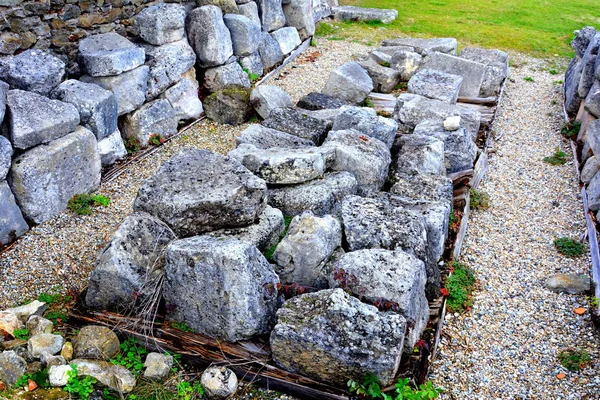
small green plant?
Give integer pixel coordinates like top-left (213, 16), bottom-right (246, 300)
top-left (65, 364), bottom-right (96, 399)
top-left (524, 76), bottom-right (534, 82)
top-left (264, 215), bottom-right (293, 262)
top-left (395, 82), bottom-right (408, 91)
top-left (543, 148), bottom-right (567, 165)
top-left (124, 136), bottom-right (141, 154)
top-left (470, 189), bottom-right (491, 210)
top-left (362, 97), bottom-right (375, 108)
top-left (448, 210), bottom-right (458, 231)
top-left (310, 38), bottom-right (317, 47)
top-left (554, 79), bottom-right (564, 85)
top-left (551, 99), bottom-right (558, 105)
top-left (242, 67), bottom-right (259, 83)
top-left (248, 115), bottom-right (259, 123)
top-left (348, 374), bottom-right (442, 399)
top-left (44, 310), bottom-right (68, 323)
top-left (590, 296), bottom-right (600, 308)
top-left (110, 337), bottom-right (148, 376)
top-left (12, 328), bottom-right (29, 340)
top-left (172, 321), bottom-right (194, 333)
top-left (557, 348), bottom-right (592, 371)
top-left (377, 60), bottom-right (391, 68)
top-left (549, 69), bottom-right (558, 75)
top-left (560, 120), bottom-right (581, 138)
top-left (67, 193), bottom-right (111, 216)
top-left (14, 369), bottom-right (50, 389)
top-left (38, 291), bottom-right (61, 305)
top-left (554, 237), bottom-right (585, 257)
top-left (148, 133), bottom-right (166, 146)
top-left (445, 261), bottom-right (476, 313)
top-left (177, 381), bottom-right (205, 400)
top-left (376, 110), bottom-right (392, 118)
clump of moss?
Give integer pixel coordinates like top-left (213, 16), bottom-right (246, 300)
top-left (444, 261), bottom-right (476, 313)
top-left (470, 189), bottom-right (491, 210)
top-left (67, 193), bottom-right (111, 216)
top-left (554, 237), bottom-right (585, 257)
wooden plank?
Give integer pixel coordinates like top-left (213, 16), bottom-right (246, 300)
top-left (581, 187), bottom-right (600, 318)
top-left (368, 92), bottom-right (396, 113)
top-left (457, 96), bottom-right (497, 105)
top-left (471, 152), bottom-right (489, 189)
top-left (255, 38), bottom-right (312, 86)
top-left (453, 191), bottom-right (471, 260)
top-left (448, 169), bottom-right (474, 186)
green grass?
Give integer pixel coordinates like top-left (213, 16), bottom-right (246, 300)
top-left (321, 0), bottom-right (600, 56)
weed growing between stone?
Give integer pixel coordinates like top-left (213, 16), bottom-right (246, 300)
top-left (557, 348), bottom-right (592, 371)
top-left (470, 189), bottom-right (490, 210)
top-left (444, 261), bottom-right (476, 313)
top-left (67, 193), bottom-right (111, 216)
top-left (14, 369), bottom-right (50, 390)
top-left (543, 148), bottom-right (567, 165)
top-left (124, 136), bottom-right (141, 154)
top-left (65, 364), bottom-right (97, 399)
top-left (560, 120), bottom-right (581, 138)
top-left (554, 237), bottom-right (585, 257)
top-left (12, 328), bottom-right (29, 340)
top-left (523, 76), bottom-right (535, 82)
top-left (264, 215), bottom-right (294, 261)
top-left (148, 133), bottom-right (166, 146)
top-left (347, 373), bottom-right (442, 399)
top-left (37, 287), bottom-right (74, 325)
top-left (110, 337), bottom-right (148, 376)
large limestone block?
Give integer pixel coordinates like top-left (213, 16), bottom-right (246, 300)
top-left (119, 99), bottom-right (178, 145)
top-left (332, 6), bottom-right (397, 23)
top-left (8, 127), bottom-right (101, 224)
top-left (0, 350), bottom-right (27, 386)
top-left (97, 129), bottom-right (127, 167)
top-left (270, 27), bottom-right (301, 55)
top-left (0, 181), bottom-right (29, 245)
top-left (381, 37), bottom-right (457, 55)
top-left (236, 124), bottom-right (314, 149)
top-left (239, 1), bottom-right (261, 27)
top-left (203, 86), bottom-right (253, 125)
top-left (408, 68), bottom-right (463, 104)
top-left (283, 0), bottom-right (315, 40)
top-left (459, 47), bottom-right (509, 97)
top-left (186, 6), bottom-right (234, 68)
top-left (0, 49), bottom-right (65, 96)
top-left (388, 172), bottom-right (453, 204)
top-left (250, 85), bottom-right (293, 119)
top-left (135, 3), bottom-right (187, 45)
top-left (297, 92), bottom-right (345, 110)
top-left (392, 133), bottom-right (446, 176)
top-left (390, 50), bottom-right (422, 81)
top-left (257, 0), bottom-right (286, 32)
top-left (159, 76), bottom-right (203, 122)
top-left (197, 0), bottom-right (239, 14)
top-left (258, 32), bottom-right (284, 70)
top-left (262, 107), bottom-right (331, 144)
top-left (332, 106), bottom-right (398, 148)
top-left (70, 359), bottom-right (136, 393)
top-left (72, 326), bottom-right (120, 360)
top-left (357, 58), bottom-right (401, 94)
top-left (203, 62), bottom-right (251, 92)
top-left (0, 136), bottom-right (11, 180)
top-left (323, 61), bottom-right (373, 104)
top-left (78, 33), bottom-right (145, 77)
top-left (421, 52), bottom-right (486, 98)
top-left (223, 14), bottom-right (261, 57)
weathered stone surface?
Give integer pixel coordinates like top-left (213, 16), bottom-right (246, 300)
top-left (392, 134), bottom-right (445, 176)
top-left (283, 0), bottom-right (315, 40)
top-left (262, 107), bottom-right (331, 144)
top-left (164, 236), bottom-right (279, 342)
top-left (8, 127), bottom-right (101, 224)
top-left (224, 14), bottom-right (261, 57)
top-left (0, 49), bottom-right (65, 96)
top-left (328, 248), bottom-right (428, 351)
top-left (357, 58), bottom-right (401, 94)
top-left (28, 334), bottom-right (64, 358)
top-left (459, 47), bottom-right (509, 97)
top-left (421, 52), bottom-right (486, 98)
top-left (585, 120), bottom-right (600, 157)
top-left (268, 171), bottom-right (358, 216)
top-left (120, 99), bottom-right (178, 145)
top-left (144, 353), bottom-right (173, 381)
top-left (297, 92), bottom-right (345, 110)
top-left (572, 26), bottom-right (597, 58)
top-left (49, 364), bottom-right (71, 387)
top-left (332, 6), bottom-right (397, 24)
top-left (203, 61), bottom-right (251, 92)
top-left (201, 367), bottom-right (239, 399)
top-left (6, 300), bottom-right (47, 323)
top-left (332, 106), bottom-right (398, 148)
top-left (51, 79), bottom-right (117, 140)
top-left (97, 129), bottom-right (127, 167)
top-left (565, 56), bottom-right (584, 115)
top-left (86, 212), bottom-right (177, 311)
top-left (204, 86), bottom-right (253, 125)
top-left (369, 50), bottom-right (392, 65)
top-left (258, 32), bottom-right (284, 70)
top-left (236, 124), bottom-right (314, 149)
top-left (78, 33), bottom-right (145, 77)
top-left (382, 37), bottom-right (457, 55)
top-left (322, 129), bottom-right (391, 195)
top-left (134, 149), bottom-right (266, 237)
top-left (0, 181), bottom-right (28, 245)
top-left (377, 45), bottom-right (417, 56)
top-left (40, 353), bottom-right (66, 369)
top-left (5, 89), bottom-right (80, 150)
top-left (81, 65), bottom-right (149, 116)
top-left (240, 51), bottom-right (264, 77)
top-left (186, 6), bottom-right (234, 68)
top-left (323, 61), bottom-right (373, 104)
top-left (545, 274), bottom-right (591, 295)
top-left (257, 0), bottom-right (286, 32)
top-left (388, 172), bottom-right (453, 204)
top-left (587, 170), bottom-right (600, 211)
top-left (408, 69), bottom-right (463, 104)
top-left (270, 288), bottom-right (406, 386)
top-left (271, 27), bottom-right (301, 55)
top-left (582, 155), bottom-right (600, 184)
top-left (273, 212), bottom-right (341, 287)
top-left (141, 39), bottom-right (196, 100)
top-left (0, 350), bottom-right (27, 386)
top-left (197, 0), bottom-right (240, 13)
top-left (72, 326), bottom-right (120, 360)
top-left (70, 359), bottom-right (136, 393)
top-left (250, 85), bottom-right (292, 118)
top-left (390, 50), bottom-right (422, 81)
top-left (135, 3), bottom-right (186, 45)
top-left (585, 79), bottom-right (600, 118)
top-left (579, 37), bottom-right (600, 98)
top-left (444, 115), bottom-right (461, 131)
top-left (160, 76), bottom-right (203, 122)
top-left (26, 316), bottom-right (53, 337)
top-left (238, 1), bottom-right (261, 27)
top-left (0, 311), bottom-right (23, 338)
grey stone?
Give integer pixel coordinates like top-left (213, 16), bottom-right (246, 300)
top-left (5, 89), bottom-right (80, 150)
top-left (408, 68), bottom-right (463, 104)
top-left (0, 136), bottom-right (11, 180)
top-left (390, 50), bottom-right (422, 81)
top-left (388, 172), bottom-right (453, 204)
top-left (0, 181), bottom-right (28, 245)
top-left (186, 6), bottom-right (234, 68)
top-left (377, 45), bottom-right (416, 56)
top-left (331, 6), bottom-right (397, 24)
top-left (545, 274), bottom-right (591, 295)
top-left (134, 148), bottom-right (266, 237)
top-left (421, 52), bottom-right (486, 98)
top-left (160, 75), bottom-right (203, 122)
top-left (72, 326), bottom-right (120, 360)
top-left (323, 61), bottom-right (373, 104)
top-left (271, 27), bottom-right (301, 55)
top-left (51, 79), bottom-right (118, 140)
top-left (572, 26), bottom-right (597, 58)
top-left (70, 359), bottom-right (136, 393)
top-left (97, 129), bottom-right (127, 167)
top-left (81, 65), bottom-right (149, 116)
top-left (250, 85), bottom-right (293, 118)
top-left (201, 367), bottom-right (238, 399)
top-left (206, 205), bottom-right (284, 250)
top-left (564, 56), bottom-right (583, 115)
top-left (322, 129), bottom-right (391, 195)
top-left (141, 39), bottom-right (196, 100)
top-left (270, 288), bottom-right (406, 386)
top-left (144, 353), bottom-right (173, 381)
top-left (0, 80), bottom-right (7, 126)
top-left (328, 248), bottom-right (428, 351)
top-left (120, 99), bottom-right (178, 146)
top-left (392, 133), bottom-right (445, 176)
top-left (332, 106), bottom-right (398, 148)
top-left (382, 37), bottom-right (457, 55)
top-left (0, 49), bottom-right (65, 96)
top-left (204, 86), bottom-right (253, 125)
top-left (297, 92), bottom-right (345, 110)
top-left (8, 127), bottom-right (101, 224)
top-left (369, 50), bottom-right (392, 65)
top-left (164, 236), bottom-right (279, 342)
top-left (28, 334), bottom-right (64, 358)
top-left (268, 171), bottom-right (358, 216)
top-left (258, 32), bottom-right (284, 70)
top-left (78, 33), bottom-right (145, 77)
top-left (26, 316), bottom-right (53, 337)
top-left (40, 353), bottom-right (66, 369)
top-left (238, 1), bottom-right (261, 27)
top-left (273, 212), bottom-right (342, 287)
top-left (257, 0), bottom-right (286, 32)
top-left (5, 301), bottom-right (47, 323)
top-left (585, 120), bottom-right (600, 157)
top-left (262, 107), bottom-right (331, 144)
top-left (312, 0), bottom-right (337, 21)
top-left (585, 79), bottom-right (600, 118)
top-left (224, 14), bottom-right (261, 57)
top-left (587, 170), bottom-right (600, 211)
top-left (0, 350), bottom-right (27, 386)
top-left (459, 47), bottom-right (509, 97)
top-left (357, 58), bottom-right (401, 94)
top-left (196, 0), bottom-right (239, 13)
top-left (135, 3), bottom-right (186, 45)
top-left (85, 212), bottom-right (177, 312)
top-left (283, 0), bottom-right (315, 40)
top-left (236, 124), bottom-right (314, 149)
top-left (578, 35), bottom-right (600, 99)
top-left (203, 61), bottom-right (251, 92)
top-left (240, 51), bottom-right (264, 77)
top-left (582, 155), bottom-right (600, 184)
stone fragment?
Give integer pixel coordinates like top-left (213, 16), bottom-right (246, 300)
top-left (332, 106), bottom-right (398, 148)
top-left (545, 274), bottom-right (591, 295)
top-left (160, 76), bottom-right (203, 122)
top-left (357, 58), bottom-right (401, 94)
top-left (135, 3), bottom-right (186, 45)
top-left (585, 79), bottom-right (600, 118)
top-left (444, 116), bottom-right (461, 131)
top-left (236, 124), bottom-right (314, 149)
top-left (78, 33), bottom-right (145, 77)
top-left (381, 37), bottom-right (457, 55)
top-left (258, 32), bottom-right (284, 70)
top-left (143, 353), bottom-right (173, 381)
top-left (201, 367), bottom-right (238, 399)
top-left (262, 107), bottom-right (331, 144)
top-left (164, 236), bottom-right (279, 342)
top-left (40, 353), bottom-right (66, 369)
top-left (72, 326), bottom-right (120, 360)
top-left (186, 6), bottom-right (233, 68)
top-left (332, 6), bottom-right (397, 24)
top-left (48, 364), bottom-right (71, 387)
top-left (0, 49), bottom-right (65, 96)
top-left (0, 182), bottom-right (28, 245)
top-left (0, 351), bottom-right (26, 386)
top-left (572, 26), bottom-right (597, 58)
top-left (0, 311), bottom-right (23, 338)
top-left (390, 50), bottom-right (422, 81)
top-left (257, 0), bottom-right (286, 32)
top-left (564, 56), bottom-right (584, 115)
top-left (271, 27), bottom-right (301, 55)
top-left (388, 173), bottom-right (453, 204)
top-left (250, 85), bottom-right (292, 118)
top-left (86, 212), bottom-right (177, 311)
top-left (323, 61), bottom-right (373, 104)
top-left (197, 0), bottom-right (240, 14)
top-left (283, 0), bottom-right (315, 40)
top-left (70, 359), bottom-right (136, 393)
top-left (26, 316), bottom-right (53, 337)
top-left (408, 68), bottom-right (463, 104)
top-left (97, 129), bottom-right (127, 167)
top-left (270, 289), bottom-right (406, 386)
top-left (203, 62), bottom-right (251, 92)
top-left (582, 155), bottom-right (600, 184)
top-left (587, 171), bottom-right (600, 211)
top-left (392, 133), bottom-right (445, 176)
top-left (238, 2), bottom-right (261, 27)
top-left (240, 51), bottom-right (264, 77)
top-left (8, 127), bottom-right (101, 224)
top-left (134, 149), bottom-right (266, 237)
top-left (51, 80), bottom-right (117, 140)
top-left (0, 134), bottom-right (10, 181)
top-left (119, 99), bottom-right (178, 145)
top-left (81, 65), bottom-right (149, 116)
top-left (369, 50), bottom-right (392, 65)
top-left (204, 86), bottom-right (253, 125)
top-left (421, 52), bottom-right (486, 98)
top-left (223, 14), bottom-right (261, 57)
top-left (6, 301), bottom-right (47, 323)
top-left (28, 334), bottom-right (64, 358)
top-left (297, 92), bottom-right (345, 110)
top-left (459, 47), bottom-right (509, 97)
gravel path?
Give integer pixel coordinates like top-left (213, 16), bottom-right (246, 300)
top-left (430, 56), bottom-right (600, 398)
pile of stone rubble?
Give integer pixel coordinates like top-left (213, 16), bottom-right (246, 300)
top-left (83, 36), bottom-right (508, 387)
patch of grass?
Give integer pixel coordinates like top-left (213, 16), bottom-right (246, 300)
top-left (12, 328), bottom-right (29, 340)
top-left (315, 22), bottom-right (337, 37)
top-left (348, 373), bottom-right (442, 399)
top-left (549, 68), bottom-right (559, 75)
top-left (67, 193), bottom-right (111, 216)
top-left (524, 76), bottom-right (535, 82)
top-left (444, 261), bottom-right (476, 313)
top-left (470, 188), bottom-right (491, 210)
top-left (554, 237), bottom-right (585, 257)
top-left (377, 60), bottom-right (391, 67)
top-left (543, 148), bottom-right (567, 165)
top-left (554, 80), bottom-right (564, 85)
top-left (561, 120), bottom-right (581, 138)
top-left (558, 348), bottom-right (592, 371)
top-left (45, 310), bottom-right (68, 324)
